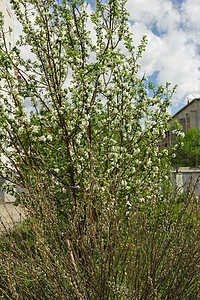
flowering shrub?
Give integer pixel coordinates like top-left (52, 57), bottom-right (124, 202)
top-left (0, 0), bottom-right (199, 298)
top-left (171, 128), bottom-right (200, 167)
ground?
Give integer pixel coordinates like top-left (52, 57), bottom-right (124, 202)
top-left (0, 203), bottom-right (26, 233)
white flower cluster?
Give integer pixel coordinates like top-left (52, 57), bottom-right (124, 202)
top-left (32, 126), bottom-right (40, 134)
top-left (172, 129), bottom-right (185, 139)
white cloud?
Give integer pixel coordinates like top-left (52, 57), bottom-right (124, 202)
top-left (181, 0), bottom-right (200, 31)
top-left (126, 0), bottom-right (200, 110)
top-left (126, 0), bottom-right (180, 32)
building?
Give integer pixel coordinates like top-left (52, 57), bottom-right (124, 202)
top-left (0, 0), bottom-right (15, 203)
top-left (173, 167), bottom-right (200, 195)
top-left (166, 98), bottom-right (200, 146)
top-left (0, 0), bottom-right (14, 52)
top-left (165, 99), bottom-right (200, 194)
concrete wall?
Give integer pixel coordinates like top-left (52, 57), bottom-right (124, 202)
top-left (172, 167), bottom-right (200, 195)
top-left (165, 98), bottom-right (200, 147)
top-left (0, 0), bottom-right (14, 49)
top-left (169, 100), bottom-right (199, 131)
top-left (0, 0), bottom-right (15, 203)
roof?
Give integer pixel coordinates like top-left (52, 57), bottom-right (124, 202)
top-left (171, 97), bottom-right (200, 119)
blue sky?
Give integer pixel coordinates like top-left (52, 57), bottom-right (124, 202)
top-left (123, 0), bottom-right (200, 115)
top-left (86, 0), bottom-right (200, 115)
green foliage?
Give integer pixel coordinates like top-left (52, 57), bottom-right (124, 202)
top-left (172, 129), bottom-right (200, 167)
top-left (0, 0), bottom-right (199, 298)
top-left (0, 0), bottom-right (175, 215)
top-left (0, 177), bottom-right (200, 299)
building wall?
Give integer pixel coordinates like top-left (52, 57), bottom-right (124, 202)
top-left (166, 98), bottom-right (200, 147)
top-left (0, 0), bottom-right (14, 51)
top-left (173, 167), bottom-right (200, 195)
top-left (0, 0), bottom-right (15, 203)
top-left (169, 100), bottom-right (199, 131)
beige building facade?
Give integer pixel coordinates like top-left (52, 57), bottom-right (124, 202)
top-left (0, 0), bottom-right (14, 51)
top-left (166, 98), bottom-right (200, 146)
top-left (0, 0), bottom-right (15, 203)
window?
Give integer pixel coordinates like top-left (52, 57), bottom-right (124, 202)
top-left (186, 115), bottom-right (190, 130)
top-left (17, 75), bottom-right (22, 93)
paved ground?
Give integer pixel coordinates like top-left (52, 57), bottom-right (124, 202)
top-left (0, 203), bottom-right (26, 233)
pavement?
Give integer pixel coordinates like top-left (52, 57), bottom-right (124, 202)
top-left (0, 203), bottom-right (26, 233)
